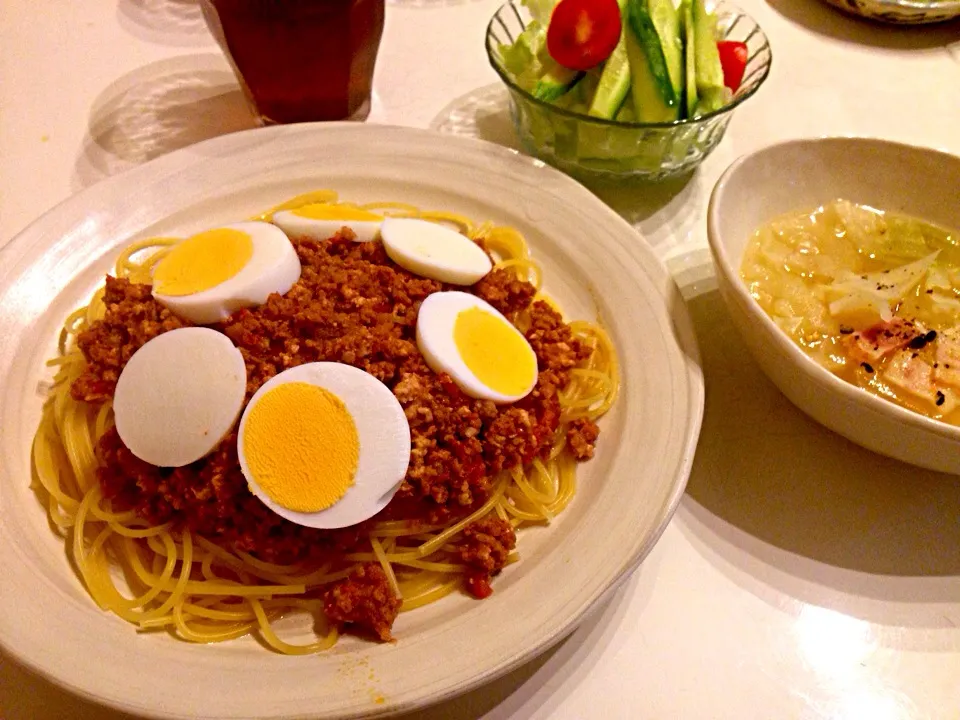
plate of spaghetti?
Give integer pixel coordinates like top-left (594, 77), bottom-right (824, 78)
top-left (0, 124), bottom-right (703, 719)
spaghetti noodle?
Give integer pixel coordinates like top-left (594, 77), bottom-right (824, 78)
top-left (32, 192), bottom-right (619, 654)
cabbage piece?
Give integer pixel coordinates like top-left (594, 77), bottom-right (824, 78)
top-left (931, 294), bottom-right (960, 313)
top-left (523, 0), bottom-right (560, 24)
top-left (499, 22), bottom-right (548, 92)
top-left (500, 28), bottom-right (537, 77)
top-left (828, 292), bottom-right (891, 324)
top-left (828, 200), bottom-right (888, 244)
top-left (927, 266), bottom-right (952, 290)
top-left (826, 252), bottom-right (939, 324)
top-left (758, 235), bottom-right (792, 267)
top-left (829, 251), bottom-right (940, 300)
top-left (884, 215), bottom-right (941, 260)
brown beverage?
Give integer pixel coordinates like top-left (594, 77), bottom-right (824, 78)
top-left (201, 0), bottom-right (385, 124)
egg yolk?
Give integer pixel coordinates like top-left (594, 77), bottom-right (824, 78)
top-left (291, 203), bottom-right (383, 221)
top-left (454, 308), bottom-right (537, 395)
top-left (256, 190), bottom-right (339, 220)
top-left (153, 228), bottom-right (253, 296)
top-left (243, 382), bottom-right (360, 512)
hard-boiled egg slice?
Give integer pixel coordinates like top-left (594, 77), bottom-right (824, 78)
top-left (271, 203), bottom-right (383, 243)
top-left (381, 217), bottom-right (493, 285)
top-left (237, 362), bottom-right (411, 529)
top-left (151, 221), bottom-right (300, 325)
top-left (113, 327), bottom-right (247, 467)
top-left (416, 291), bottom-right (538, 403)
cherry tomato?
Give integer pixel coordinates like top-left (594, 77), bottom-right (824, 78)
top-left (717, 40), bottom-right (748, 92)
top-left (546, 0), bottom-right (622, 71)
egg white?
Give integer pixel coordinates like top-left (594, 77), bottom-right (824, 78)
top-left (113, 327), bottom-right (247, 468)
top-left (272, 210), bottom-right (382, 243)
top-left (381, 217), bottom-right (493, 285)
top-left (236, 362), bottom-right (411, 529)
top-left (152, 221), bottom-right (301, 325)
top-left (416, 291), bottom-right (538, 404)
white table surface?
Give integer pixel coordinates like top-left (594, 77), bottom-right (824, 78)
top-left (3, 1), bottom-right (960, 718)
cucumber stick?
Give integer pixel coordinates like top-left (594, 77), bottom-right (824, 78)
top-left (625, 0), bottom-right (679, 123)
top-left (587, 0), bottom-right (631, 119)
top-left (692, 0), bottom-right (731, 118)
top-left (692, 0), bottom-right (724, 99)
top-left (647, 0), bottom-right (683, 98)
top-left (680, 0), bottom-right (697, 118)
top-left (533, 62), bottom-right (584, 102)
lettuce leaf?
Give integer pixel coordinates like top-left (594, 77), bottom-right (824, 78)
top-left (523, 0), bottom-right (560, 24)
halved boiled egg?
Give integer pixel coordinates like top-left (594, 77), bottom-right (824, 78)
top-left (416, 291), bottom-right (538, 403)
top-left (381, 217), bottom-right (492, 285)
top-left (113, 327), bottom-right (247, 467)
top-left (151, 221), bottom-right (300, 325)
top-left (237, 362), bottom-right (411, 529)
top-left (271, 203), bottom-right (383, 243)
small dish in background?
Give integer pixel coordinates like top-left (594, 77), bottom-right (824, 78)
top-left (819, 0), bottom-right (960, 24)
top-left (707, 137), bottom-right (960, 475)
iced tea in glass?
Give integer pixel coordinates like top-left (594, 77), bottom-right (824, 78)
top-left (201, 0), bottom-right (385, 124)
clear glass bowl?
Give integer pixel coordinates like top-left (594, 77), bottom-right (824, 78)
top-left (485, 1), bottom-right (772, 182)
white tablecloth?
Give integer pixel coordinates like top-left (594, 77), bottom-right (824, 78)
top-left (2, 1), bottom-right (960, 717)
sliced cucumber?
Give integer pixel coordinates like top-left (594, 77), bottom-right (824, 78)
top-left (695, 85), bottom-right (733, 115)
top-left (588, 0), bottom-right (631, 119)
top-left (577, 69), bottom-right (602, 104)
top-left (647, 0), bottom-right (683, 99)
top-left (680, 0), bottom-right (697, 118)
top-left (615, 93), bottom-right (636, 122)
top-left (692, 0), bottom-right (724, 99)
top-left (533, 64), bottom-right (584, 102)
top-left (625, 0), bottom-right (680, 123)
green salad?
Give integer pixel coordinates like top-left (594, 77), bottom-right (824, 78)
top-left (500, 0), bottom-right (747, 123)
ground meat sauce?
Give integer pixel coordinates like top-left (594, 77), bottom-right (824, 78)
top-left (567, 417), bottom-right (601, 461)
top-left (454, 516), bottom-right (516, 599)
top-left (72, 278), bottom-right (190, 403)
top-left (72, 233), bottom-right (600, 638)
top-left (323, 563), bottom-right (402, 642)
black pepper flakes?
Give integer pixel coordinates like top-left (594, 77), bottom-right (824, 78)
top-left (861, 362), bottom-right (874, 374)
top-left (839, 325), bottom-right (854, 335)
top-left (936, 391), bottom-right (945, 407)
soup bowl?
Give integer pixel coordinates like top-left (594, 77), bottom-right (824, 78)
top-left (707, 137), bottom-right (960, 475)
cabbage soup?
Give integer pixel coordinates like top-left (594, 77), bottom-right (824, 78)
top-left (741, 200), bottom-right (960, 425)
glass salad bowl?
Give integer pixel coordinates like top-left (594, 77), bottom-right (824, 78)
top-left (485, 0), bottom-right (772, 182)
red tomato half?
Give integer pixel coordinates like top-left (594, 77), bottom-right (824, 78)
top-left (546, 0), bottom-right (622, 71)
top-left (717, 40), bottom-right (748, 92)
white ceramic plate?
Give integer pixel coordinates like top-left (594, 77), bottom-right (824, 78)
top-left (0, 124), bottom-right (704, 719)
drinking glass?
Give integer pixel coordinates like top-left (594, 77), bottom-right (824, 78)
top-left (200, 0), bottom-right (385, 124)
